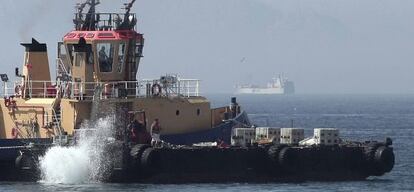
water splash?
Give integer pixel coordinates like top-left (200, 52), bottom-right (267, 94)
top-left (39, 116), bottom-right (116, 184)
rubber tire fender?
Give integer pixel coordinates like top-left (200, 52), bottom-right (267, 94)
top-left (278, 146), bottom-right (296, 173)
top-left (365, 143), bottom-right (382, 162)
top-left (268, 144), bottom-right (287, 165)
top-left (15, 153), bottom-right (35, 170)
top-left (130, 144), bottom-right (151, 167)
top-left (151, 84), bottom-right (162, 96)
top-left (374, 146), bottom-right (395, 175)
top-left (140, 147), bottom-right (160, 173)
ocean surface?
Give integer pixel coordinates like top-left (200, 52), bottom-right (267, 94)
top-left (1, 94), bottom-right (413, 192)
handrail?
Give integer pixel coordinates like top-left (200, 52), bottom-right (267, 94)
top-left (1, 79), bottom-right (201, 100)
top-left (56, 58), bottom-right (71, 80)
top-left (50, 98), bottom-right (62, 136)
top-left (74, 12), bottom-right (138, 31)
top-left (51, 107), bottom-right (63, 136)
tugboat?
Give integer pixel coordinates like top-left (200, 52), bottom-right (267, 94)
top-left (0, 0), bottom-right (394, 183)
top-left (0, 0), bottom-right (249, 181)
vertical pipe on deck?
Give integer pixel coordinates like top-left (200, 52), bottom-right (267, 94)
top-left (3, 82), bottom-right (7, 97)
top-left (187, 81), bottom-right (190, 97)
top-left (196, 80), bottom-right (199, 97)
top-left (43, 81), bottom-right (46, 98)
top-left (80, 82), bottom-right (84, 100)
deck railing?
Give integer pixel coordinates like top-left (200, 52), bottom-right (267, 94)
top-left (74, 13), bottom-right (138, 31)
top-left (1, 79), bottom-right (200, 100)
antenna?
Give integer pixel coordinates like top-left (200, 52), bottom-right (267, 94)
top-left (123, 0), bottom-right (137, 15)
top-left (118, 0), bottom-right (137, 30)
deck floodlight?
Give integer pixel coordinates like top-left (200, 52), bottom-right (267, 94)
top-left (0, 74), bottom-right (8, 82)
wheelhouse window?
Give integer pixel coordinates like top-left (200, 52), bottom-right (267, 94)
top-left (87, 47), bottom-right (94, 65)
top-left (69, 43), bottom-right (94, 67)
top-left (67, 44), bottom-right (75, 65)
top-left (58, 42), bottom-right (67, 58)
top-left (74, 53), bottom-right (83, 67)
top-left (133, 42), bottom-right (143, 71)
top-left (117, 43), bottom-right (126, 73)
top-left (58, 42), bottom-right (72, 72)
top-left (97, 43), bottom-right (114, 72)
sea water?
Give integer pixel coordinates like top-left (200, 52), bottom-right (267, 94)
top-left (39, 116), bottom-right (116, 184)
top-left (0, 94), bottom-right (413, 191)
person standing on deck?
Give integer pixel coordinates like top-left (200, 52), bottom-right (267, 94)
top-left (150, 118), bottom-right (162, 147)
top-left (128, 119), bottom-right (139, 143)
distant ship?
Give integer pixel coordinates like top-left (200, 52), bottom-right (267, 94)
top-left (235, 75), bottom-right (295, 95)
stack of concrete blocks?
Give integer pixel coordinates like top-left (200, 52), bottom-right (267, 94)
top-left (231, 128), bottom-right (256, 147)
top-left (313, 128), bottom-right (340, 145)
top-left (255, 127), bottom-right (281, 144)
top-left (280, 128), bottom-right (305, 144)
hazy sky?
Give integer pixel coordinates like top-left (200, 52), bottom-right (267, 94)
top-left (0, 0), bottom-right (414, 94)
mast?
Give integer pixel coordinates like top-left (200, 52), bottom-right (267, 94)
top-left (73, 0), bottom-right (100, 31)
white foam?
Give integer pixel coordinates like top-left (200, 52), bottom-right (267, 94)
top-left (39, 116), bottom-right (116, 184)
